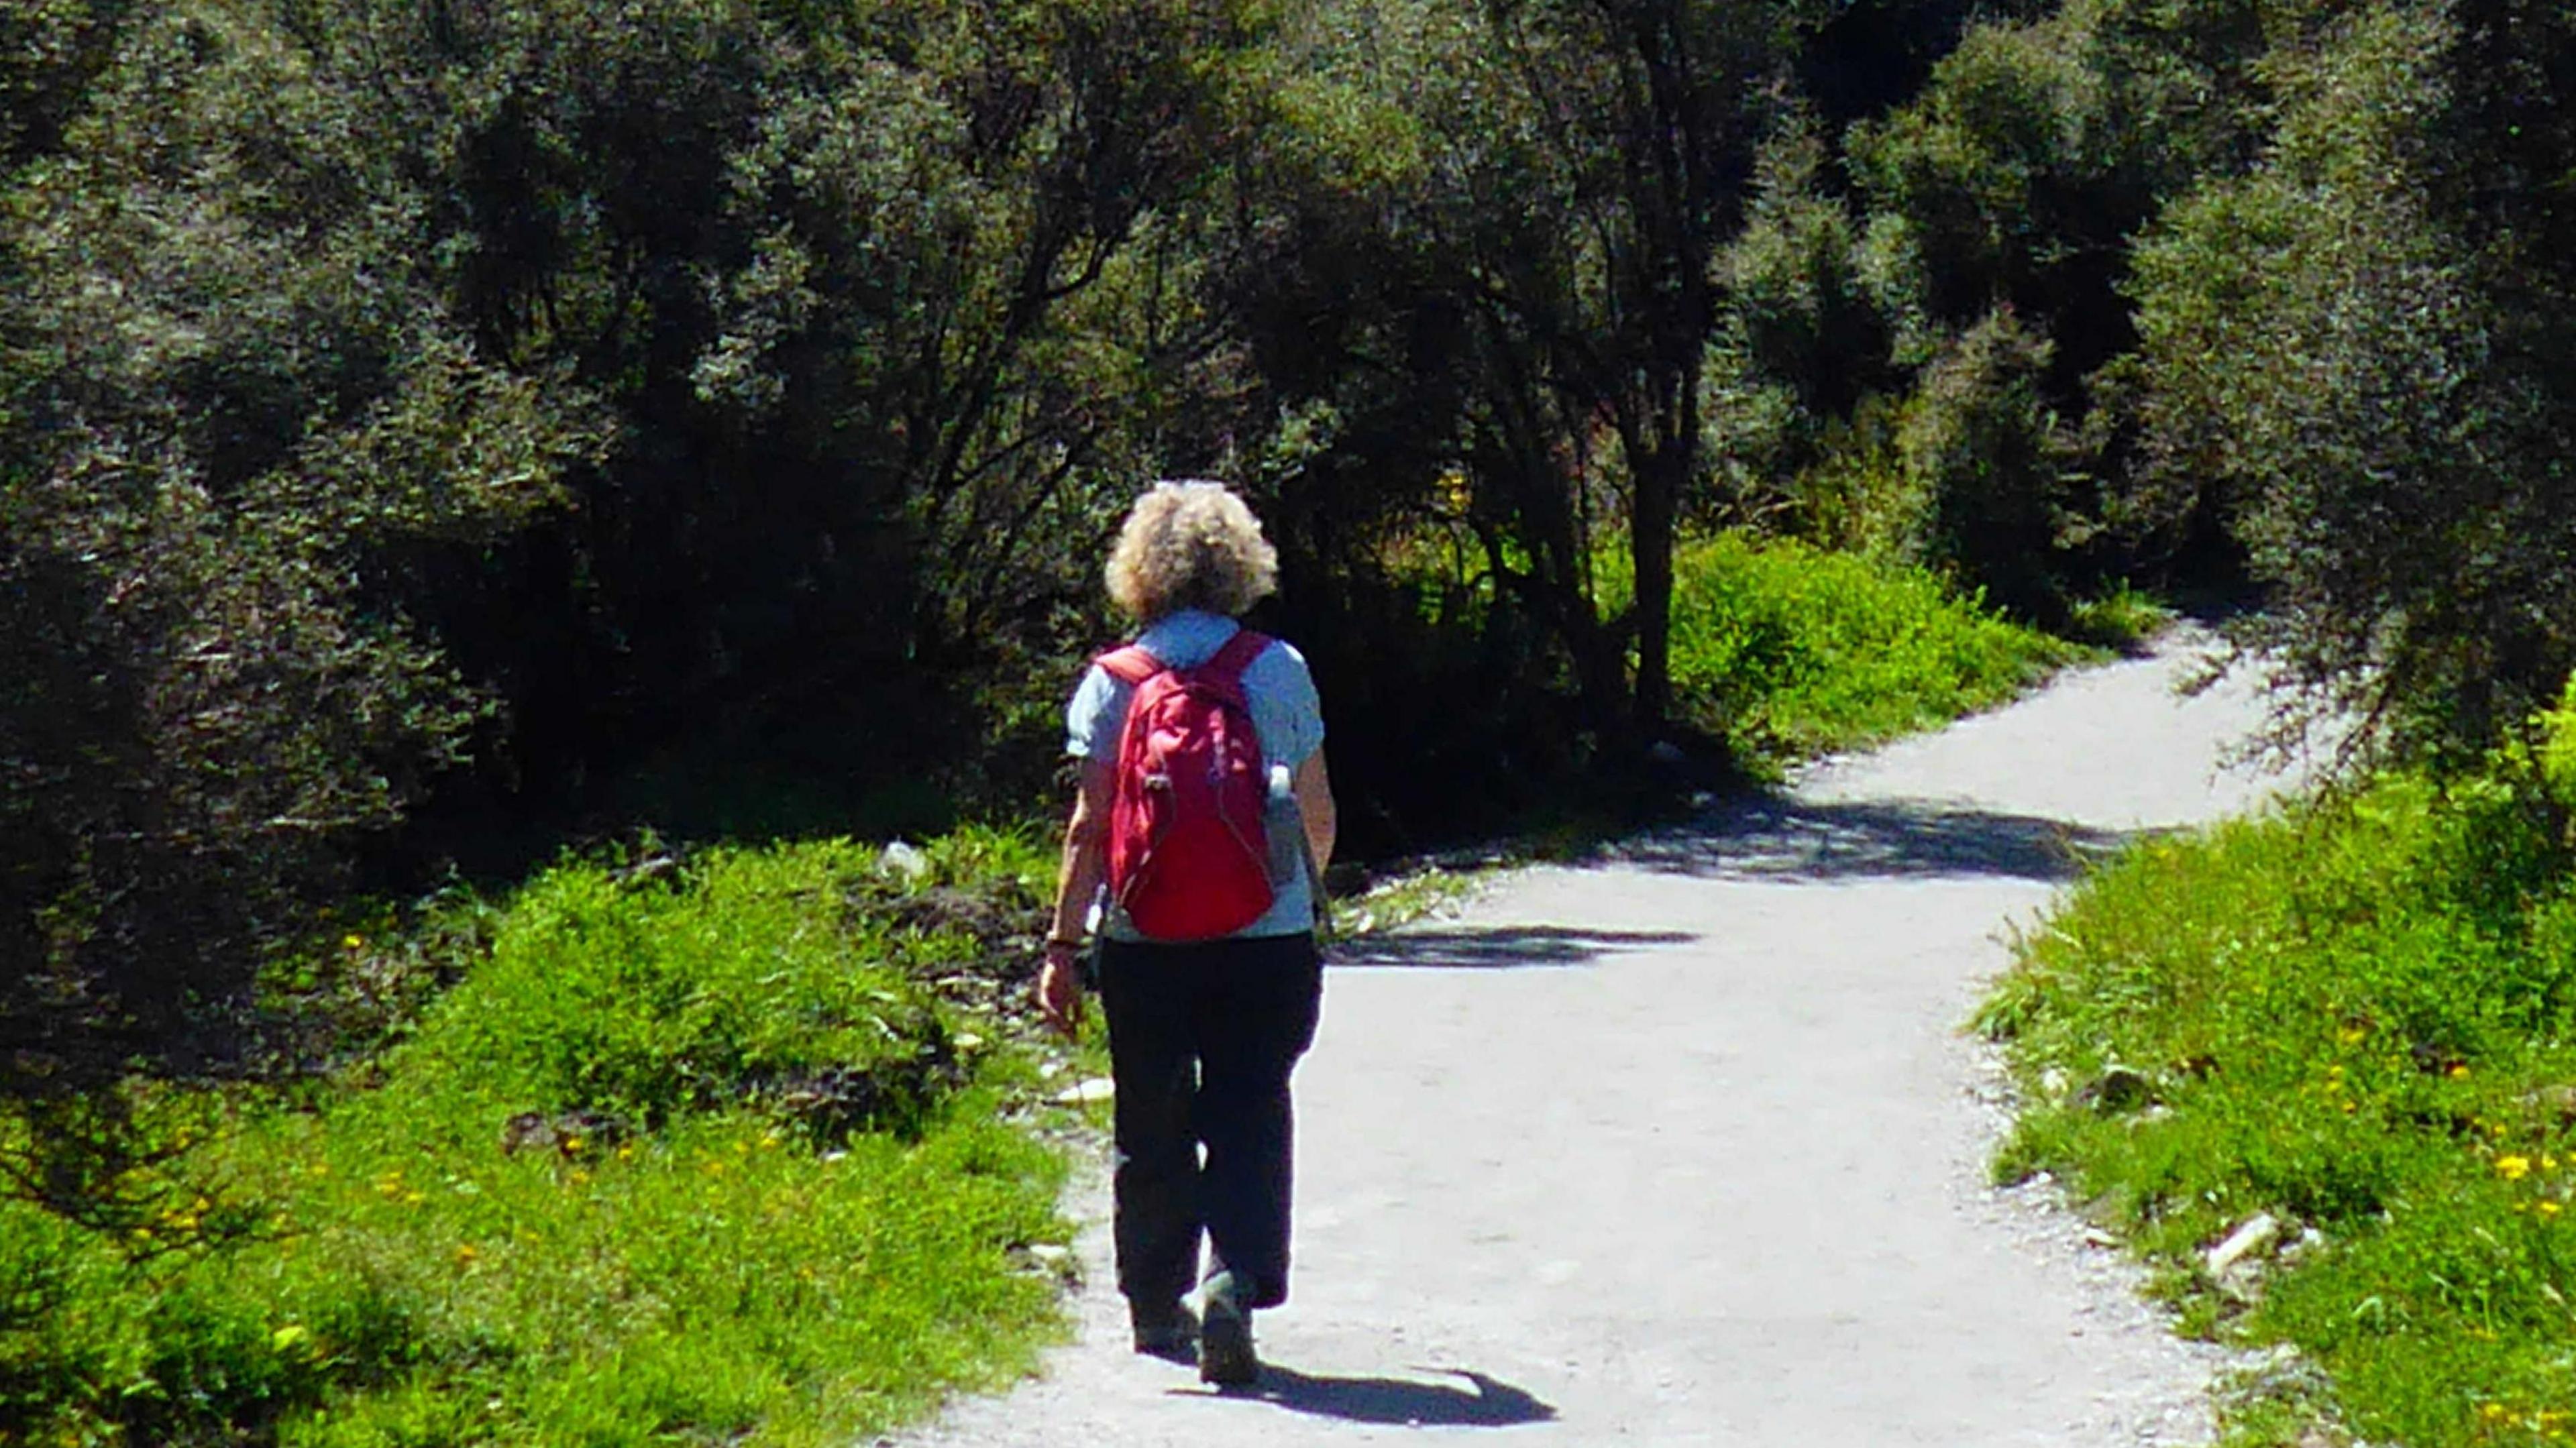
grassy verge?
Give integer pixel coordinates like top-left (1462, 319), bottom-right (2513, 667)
top-left (1609, 531), bottom-right (2085, 771)
top-left (2062, 580), bottom-right (2179, 655)
top-left (1, 831), bottom-right (1081, 1447)
top-left (1976, 713), bottom-right (2576, 1445)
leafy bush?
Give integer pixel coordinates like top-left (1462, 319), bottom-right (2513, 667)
top-left (2060, 580), bottom-right (2172, 655)
top-left (2118, 0), bottom-right (2576, 762)
top-left (1897, 304), bottom-right (2084, 620)
top-left (1603, 531), bottom-right (2078, 767)
top-left (0, 834), bottom-right (1071, 1447)
top-left (1779, 392), bottom-right (1926, 557)
top-left (0, 0), bottom-right (600, 1087)
top-left (2542, 678), bottom-right (2576, 814)
top-left (1979, 742), bottom-right (2576, 1445)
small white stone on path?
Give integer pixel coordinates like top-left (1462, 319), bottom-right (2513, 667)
top-left (881, 840), bottom-right (929, 880)
top-left (2206, 1212), bottom-right (2282, 1278)
top-left (1051, 1078), bottom-right (1114, 1107)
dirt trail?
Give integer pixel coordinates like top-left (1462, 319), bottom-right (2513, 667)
top-left (897, 629), bottom-right (2310, 1447)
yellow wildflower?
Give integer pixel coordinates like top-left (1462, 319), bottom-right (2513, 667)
top-left (454, 1243), bottom-right (481, 1267)
top-left (2499, 1155), bottom-right (2534, 1181)
top-left (2451, 1064), bottom-right (2471, 1078)
top-left (343, 934), bottom-right (363, 950)
top-left (2542, 1201), bottom-right (2564, 1217)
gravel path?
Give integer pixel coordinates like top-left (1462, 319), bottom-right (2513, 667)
top-left (896, 629), bottom-right (2312, 1447)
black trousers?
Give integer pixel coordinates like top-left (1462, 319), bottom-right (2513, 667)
top-left (1096, 932), bottom-right (1324, 1313)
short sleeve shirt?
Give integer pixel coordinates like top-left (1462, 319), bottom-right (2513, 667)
top-left (1067, 610), bottom-right (1326, 939)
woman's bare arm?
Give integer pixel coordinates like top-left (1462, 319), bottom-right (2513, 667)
top-left (1293, 750), bottom-right (1336, 874)
top-left (1037, 759), bottom-right (1117, 1036)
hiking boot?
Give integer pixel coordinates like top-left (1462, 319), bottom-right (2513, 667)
top-left (1196, 1270), bottom-right (1258, 1387)
top-left (1129, 1299), bottom-right (1197, 1361)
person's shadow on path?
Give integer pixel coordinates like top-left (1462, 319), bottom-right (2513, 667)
top-left (1175, 1366), bottom-right (1558, 1427)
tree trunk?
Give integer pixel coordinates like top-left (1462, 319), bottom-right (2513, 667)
top-left (1630, 433), bottom-right (1679, 735)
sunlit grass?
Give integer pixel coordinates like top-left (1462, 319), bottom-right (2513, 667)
top-left (1605, 531), bottom-right (2085, 771)
top-left (0, 832), bottom-right (1074, 1447)
top-left (1978, 761), bottom-right (2576, 1447)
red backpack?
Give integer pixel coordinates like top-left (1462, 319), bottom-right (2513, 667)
top-left (1095, 630), bottom-right (1275, 942)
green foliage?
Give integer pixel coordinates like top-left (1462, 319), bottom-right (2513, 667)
top-left (1979, 760), bottom-right (2576, 1447)
top-left (2540, 678), bottom-right (2576, 816)
top-left (2119, 0), bottom-right (2576, 761)
top-left (0, 0), bottom-right (1271, 1075)
top-left (2059, 579), bottom-right (2174, 654)
top-left (1847, 17), bottom-right (2101, 325)
top-left (1897, 305), bottom-right (2086, 620)
top-left (1383, 0), bottom-right (1808, 732)
top-left (1603, 531), bottom-right (2078, 766)
top-left (1713, 112), bottom-right (1896, 442)
top-left (0, 1), bottom-right (131, 172)
top-left (417, 844), bottom-right (957, 1133)
top-left (0, 0), bottom-right (604, 1082)
top-left (0, 834), bottom-right (1069, 1446)
top-left (1847, 0), bottom-right (2270, 346)
top-left (1776, 392), bottom-right (1925, 556)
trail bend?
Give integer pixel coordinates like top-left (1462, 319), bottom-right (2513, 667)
top-left (897, 629), bottom-right (2310, 1447)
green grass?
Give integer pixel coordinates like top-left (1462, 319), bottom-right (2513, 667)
top-left (0, 830), bottom-right (1076, 1447)
top-left (1977, 746), bottom-right (2576, 1447)
top-left (2062, 580), bottom-right (2178, 655)
top-left (1605, 531), bottom-right (2084, 769)
top-left (1330, 863), bottom-right (1483, 938)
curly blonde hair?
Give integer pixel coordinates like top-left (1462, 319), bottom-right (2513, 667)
top-left (1104, 480), bottom-right (1279, 622)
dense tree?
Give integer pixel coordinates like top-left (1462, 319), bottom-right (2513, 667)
top-left (2122, 0), bottom-right (2576, 759)
top-left (1353, 0), bottom-right (1803, 736)
top-left (0, 0), bottom-right (596, 1085)
top-left (11, 0), bottom-right (2576, 1087)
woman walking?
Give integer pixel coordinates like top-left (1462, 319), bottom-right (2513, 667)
top-left (1036, 480), bottom-right (1337, 1387)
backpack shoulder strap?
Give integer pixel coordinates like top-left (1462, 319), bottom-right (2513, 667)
top-left (1201, 629), bottom-right (1271, 686)
top-left (1095, 645), bottom-right (1163, 688)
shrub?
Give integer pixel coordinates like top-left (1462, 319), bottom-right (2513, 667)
top-left (0, 1), bottom-right (600, 1088)
top-left (2059, 579), bottom-right (2172, 655)
top-left (2542, 678), bottom-right (2576, 814)
top-left (1896, 304), bottom-right (2084, 621)
top-left (1602, 531), bottom-right (2078, 767)
top-left (1781, 392), bottom-right (1926, 556)
top-left (2118, 0), bottom-right (2576, 763)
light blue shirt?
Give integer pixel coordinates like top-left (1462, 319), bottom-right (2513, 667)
top-left (1067, 610), bottom-right (1326, 940)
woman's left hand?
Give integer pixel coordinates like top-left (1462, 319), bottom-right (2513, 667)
top-left (1036, 943), bottom-right (1084, 1038)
